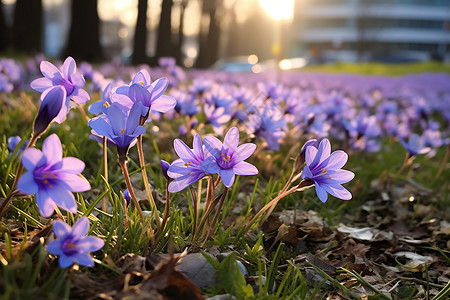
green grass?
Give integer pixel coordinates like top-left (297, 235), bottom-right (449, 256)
top-left (303, 61), bottom-right (450, 76)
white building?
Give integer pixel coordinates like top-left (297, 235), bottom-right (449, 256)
top-left (293, 0), bottom-right (450, 62)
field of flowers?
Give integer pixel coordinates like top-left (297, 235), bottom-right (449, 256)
top-left (0, 56), bottom-right (449, 299)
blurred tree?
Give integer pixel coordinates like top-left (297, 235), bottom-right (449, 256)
top-left (12, 0), bottom-right (42, 53)
top-left (132, 0), bottom-right (148, 64)
top-left (156, 0), bottom-right (174, 60)
top-left (0, 0), bottom-right (7, 51)
top-left (175, 0), bottom-right (189, 65)
top-left (196, 0), bottom-right (222, 68)
top-left (65, 0), bottom-right (102, 61)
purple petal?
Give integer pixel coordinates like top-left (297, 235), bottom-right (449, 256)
top-left (73, 253), bottom-right (95, 267)
top-left (21, 148), bottom-right (44, 171)
top-left (17, 171), bottom-right (38, 195)
top-left (204, 136), bottom-right (222, 158)
top-left (192, 134), bottom-right (203, 159)
top-left (199, 156), bottom-right (221, 174)
top-left (62, 57), bottom-right (76, 79)
top-left (60, 157), bottom-right (85, 174)
top-left (322, 183), bottom-right (352, 200)
top-left (111, 93), bottom-right (133, 110)
top-left (233, 161), bottom-right (258, 176)
top-left (223, 127), bottom-right (239, 150)
top-left (40, 61), bottom-right (60, 78)
top-left (42, 134), bottom-right (62, 165)
top-left (132, 70), bottom-right (151, 85)
top-left (327, 170), bottom-right (354, 184)
top-left (76, 236), bottom-right (104, 252)
top-left (70, 72), bottom-right (85, 88)
top-left (311, 139), bottom-right (331, 167)
top-left (53, 220), bottom-right (71, 239)
top-left (35, 189), bottom-right (56, 217)
top-left (323, 150), bottom-right (348, 170)
top-left (314, 183), bottom-right (328, 203)
top-left (58, 254), bottom-right (75, 268)
top-left (107, 104), bottom-right (126, 135)
top-left (58, 173), bottom-right (91, 192)
top-left (234, 143), bottom-right (256, 161)
top-left (220, 168), bottom-right (235, 188)
top-left (150, 95), bottom-right (176, 113)
top-left (89, 117), bottom-right (114, 138)
top-left (174, 138), bottom-right (197, 162)
top-left (305, 146), bottom-right (318, 166)
top-left (48, 185), bottom-right (77, 214)
top-left (47, 240), bottom-right (63, 255)
top-left (71, 217), bottom-right (89, 239)
top-left (30, 77), bottom-right (52, 92)
top-left (168, 172), bottom-right (205, 193)
top-left (71, 89), bottom-right (89, 104)
top-left (150, 77), bottom-right (169, 100)
top-left (301, 165), bottom-right (313, 180)
top-left (129, 84), bottom-right (151, 107)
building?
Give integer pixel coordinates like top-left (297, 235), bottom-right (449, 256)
top-left (292, 0), bottom-right (450, 62)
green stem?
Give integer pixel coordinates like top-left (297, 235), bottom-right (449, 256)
top-left (119, 159), bottom-right (144, 221)
top-left (137, 135), bottom-right (161, 228)
top-left (102, 136), bottom-right (108, 212)
top-left (204, 187), bottom-right (228, 241)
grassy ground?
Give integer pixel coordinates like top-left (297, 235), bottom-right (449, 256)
top-left (303, 61), bottom-right (450, 76)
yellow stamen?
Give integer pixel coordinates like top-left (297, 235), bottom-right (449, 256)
top-left (44, 179), bottom-right (49, 184)
top-left (67, 242), bottom-right (76, 250)
top-left (43, 173), bottom-right (47, 178)
top-left (226, 155), bottom-right (230, 160)
top-left (188, 161), bottom-right (192, 163)
top-left (184, 163), bottom-right (189, 167)
top-left (221, 154), bottom-right (225, 156)
top-left (103, 102), bottom-right (110, 108)
top-left (321, 169), bottom-right (328, 175)
top-left (188, 172), bottom-right (192, 175)
top-left (51, 174), bottom-right (55, 178)
top-left (140, 81), bottom-right (145, 85)
top-left (119, 128), bottom-right (125, 136)
top-left (328, 176), bottom-right (332, 179)
top-left (223, 157), bottom-right (226, 162)
top-left (49, 185), bottom-right (53, 188)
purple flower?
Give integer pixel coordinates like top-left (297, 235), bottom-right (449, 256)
top-left (123, 189), bottom-right (131, 205)
top-left (33, 86), bottom-right (66, 136)
top-left (17, 134), bottom-right (91, 217)
top-left (201, 127), bottom-right (258, 188)
top-left (88, 82), bottom-right (113, 115)
top-left (47, 217), bottom-right (104, 268)
top-left (399, 134), bottom-right (431, 157)
top-left (88, 102), bottom-right (146, 160)
top-left (167, 134), bottom-right (209, 193)
top-left (8, 136), bottom-right (28, 158)
top-left (112, 69), bottom-right (176, 116)
top-left (301, 139), bottom-right (354, 203)
top-left (160, 160), bottom-right (171, 181)
top-left (30, 57), bottom-right (89, 123)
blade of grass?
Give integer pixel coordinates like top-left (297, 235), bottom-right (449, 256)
top-left (340, 267), bottom-right (391, 300)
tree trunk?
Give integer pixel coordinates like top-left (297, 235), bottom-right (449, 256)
top-left (0, 0), bottom-right (7, 51)
top-left (175, 0), bottom-right (188, 65)
top-left (12, 0), bottom-right (42, 53)
top-left (156, 0), bottom-right (174, 60)
top-left (196, 0), bottom-right (221, 68)
top-left (64, 0), bottom-right (102, 61)
top-left (132, 0), bottom-right (148, 64)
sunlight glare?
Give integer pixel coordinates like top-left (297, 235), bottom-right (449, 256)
top-left (258, 0), bottom-right (295, 21)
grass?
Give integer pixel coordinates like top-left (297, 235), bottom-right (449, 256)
top-left (303, 61), bottom-right (450, 76)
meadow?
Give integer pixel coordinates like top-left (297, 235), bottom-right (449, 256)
top-left (0, 56), bottom-right (449, 299)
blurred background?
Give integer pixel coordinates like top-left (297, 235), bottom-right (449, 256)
top-left (0, 0), bottom-right (449, 69)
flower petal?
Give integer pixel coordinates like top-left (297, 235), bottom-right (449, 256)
top-left (327, 169), bottom-right (354, 184)
top-left (48, 185), bottom-right (77, 214)
top-left (21, 148), bottom-right (44, 171)
top-left (192, 134), bottom-right (203, 160)
top-left (311, 139), bottom-right (331, 168)
top-left (73, 253), bottom-right (95, 267)
top-left (199, 156), bottom-right (221, 174)
top-left (42, 134), bottom-right (63, 165)
top-left (53, 220), bottom-right (72, 239)
top-left (58, 173), bottom-right (91, 192)
top-left (223, 127), bottom-right (239, 150)
top-left (71, 217), bottom-right (89, 239)
top-left (60, 157), bottom-right (85, 174)
top-left (62, 56), bottom-right (76, 78)
top-left (168, 172), bottom-right (205, 193)
top-left (314, 183), bottom-right (328, 203)
top-left (76, 236), bottom-right (104, 252)
top-left (233, 161), bottom-right (258, 176)
top-left (323, 150), bottom-right (348, 170)
top-left (305, 146), bottom-right (318, 166)
top-left (59, 254), bottom-right (75, 268)
top-left (220, 168), bottom-right (235, 188)
top-left (234, 143), bottom-right (256, 161)
top-left (17, 171), bottom-right (38, 195)
top-left (30, 77), bottom-right (52, 92)
top-left (35, 189), bottom-right (56, 217)
top-left (322, 183), bottom-right (352, 200)
top-left (150, 77), bottom-right (168, 100)
top-left (47, 240), bottom-right (63, 255)
top-left (174, 138), bottom-right (197, 162)
top-left (150, 95), bottom-right (176, 113)
top-left (204, 136), bottom-right (222, 158)
top-left (40, 60), bottom-right (60, 79)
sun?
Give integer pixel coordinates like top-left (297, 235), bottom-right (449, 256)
top-left (258, 0), bottom-right (295, 21)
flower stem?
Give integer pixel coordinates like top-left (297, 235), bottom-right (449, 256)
top-left (435, 144), bottom-right (449, 179)
top-left (102, 136), bottom-right (108, 212)
top-left (136, 135), bottom-right (161, 228)
top-left (396, 153), bottom-right (415, 177)
top-left (189, 186), bottom-right (198, 237)
top-left (119, 159), bottom-right (144, 221)
top-left (77, 104), bottom-right (90, 122)
top-left (204, 187), bottom-right (228, 242)
top-left (0, 133), bottom-right (39, 220)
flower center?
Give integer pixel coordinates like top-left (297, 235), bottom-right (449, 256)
top-left (103, 101), bottom-right (110, 108)
top-left (62, 238), bottom-right (78, 255)
top-left (217, 148), bottom-right (233, 169)
top-left (41, 172), bottom-right (55, 188)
